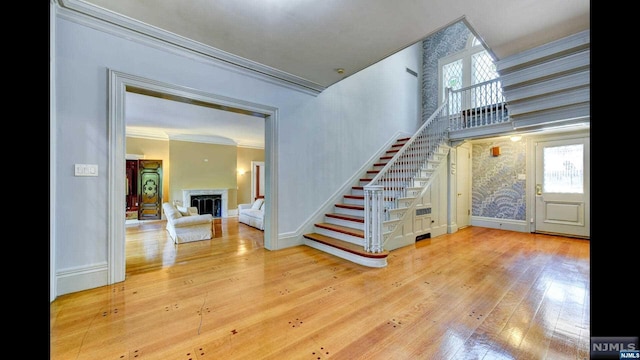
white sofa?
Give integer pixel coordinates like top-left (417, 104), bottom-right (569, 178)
top-left (238, 199), bottom-right (265, 230)
top-left (162, 202), bottom-right (213, 243)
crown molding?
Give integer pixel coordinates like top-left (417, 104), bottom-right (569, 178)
top-left (124, 128), bottom-right (170, 141)
top-left (55, 0), bottom-right (324, 95)
top-left (125, 128), bottom-right (264, 149)
top-left (169, 133), bottom-right (237, 146)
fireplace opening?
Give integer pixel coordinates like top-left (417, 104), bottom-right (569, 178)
top-left (191, 195), bottom-right (222, 217)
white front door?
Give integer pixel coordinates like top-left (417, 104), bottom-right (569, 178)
top-left (534, 135), bottom-right (589, 238)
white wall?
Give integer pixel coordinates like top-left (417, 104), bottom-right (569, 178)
top-left (52, 10), bottom-right (422, 297)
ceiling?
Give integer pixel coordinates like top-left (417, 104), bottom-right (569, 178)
top-left (57, 0), bottom-right (590, 148)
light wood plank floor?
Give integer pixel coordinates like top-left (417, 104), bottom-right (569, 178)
top-left (50, 219), bottom-right (590, 359)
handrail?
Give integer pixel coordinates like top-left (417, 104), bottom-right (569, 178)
top-left (363, 100), bottom-right (450, 252)
top-left (362, 78), bottom-right (510, 253)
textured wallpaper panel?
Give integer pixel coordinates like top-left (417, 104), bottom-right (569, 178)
top-left (421, 21), bottom-right (470, 121)
top-left (472, 140), bottom-right (526, 220)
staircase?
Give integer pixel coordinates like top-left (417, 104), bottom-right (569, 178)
top-left (302, 79), bottom-right (514, 267)
top-left (302, 98), bottom-right (453, 267)
top-left (302, 137), bottom-right (411, 267)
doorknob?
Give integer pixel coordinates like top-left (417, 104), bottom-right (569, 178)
top-left (536, 184), bottom-right (542, 196)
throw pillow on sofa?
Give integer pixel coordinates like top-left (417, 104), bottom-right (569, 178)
top-left (251, 198), bottom-right (264, 210)
top-left (177, 205), bottom-right (194, 216)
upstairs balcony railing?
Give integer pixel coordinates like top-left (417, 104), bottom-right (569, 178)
top-left (362, 78), bottom-right (508, 253)
top-left (447, 79), bottom-right (509, 131)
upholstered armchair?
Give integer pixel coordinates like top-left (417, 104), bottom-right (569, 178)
top-left (162, 202), bottom-right (213, 243)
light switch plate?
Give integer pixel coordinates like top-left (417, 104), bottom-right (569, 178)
top-left (75, 164), bottom-right (99, 177)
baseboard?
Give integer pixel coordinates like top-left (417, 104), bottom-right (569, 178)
top-left (276, 232), bottom-right (304, 249)
top-left (470, 216), bottom-right (528, 232)
top-left (56, 262), bottom-right (109, 297)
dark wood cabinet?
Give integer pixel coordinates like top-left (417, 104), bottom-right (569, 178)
top-left (126, 159), bottom-right (163, 220)
top-left (126, 160), bottom-right (139, 212)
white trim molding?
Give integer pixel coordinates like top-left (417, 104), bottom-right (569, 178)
top-left (108, 69), bottom-right (279, 286)
top-left (470, 216), bottom-right (528, 233)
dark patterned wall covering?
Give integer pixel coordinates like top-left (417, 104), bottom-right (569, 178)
top-left (421, 21), bottom-right (470, 121)
top-left (472, 140), bottom-right (526, 220)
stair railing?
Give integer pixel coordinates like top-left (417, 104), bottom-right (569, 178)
top-left (362, 78), bottom-right (509, 253)
top-left (447, 78), bottom-right (509, 131)
top-left (363, 101), bottom-right (451, 253)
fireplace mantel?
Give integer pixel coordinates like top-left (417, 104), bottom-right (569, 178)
top-left (182, 189), bottom-right (228, 217)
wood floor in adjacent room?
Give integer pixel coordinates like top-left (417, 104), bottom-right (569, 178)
top-left (50, 218), bottom-right (590, 359)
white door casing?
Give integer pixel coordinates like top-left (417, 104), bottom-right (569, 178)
top-left (108, 70), bottom-right (279, 285)
top-left (456, 144), bottom-right (471, 229)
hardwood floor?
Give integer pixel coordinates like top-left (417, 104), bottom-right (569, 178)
top-left (50, 219), bottom-right (590, 359)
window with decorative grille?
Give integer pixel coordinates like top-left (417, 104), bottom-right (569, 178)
top-left (438, 36), bottom-right (501, 108)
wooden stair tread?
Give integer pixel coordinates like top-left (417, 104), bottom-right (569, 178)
top-left (344, 194), bottom-right (364, 200)
top-left (306, 135), bottom-right (444, 267)
top-left (303, 233), bottom-right (388, 259)
top-left (326, 213), bottom-right (364, 223)
top-left (335, 203), bottom-right (364, 210)
top-left (315, 222), bottom-right (364, 237)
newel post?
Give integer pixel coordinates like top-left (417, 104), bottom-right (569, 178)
top-left (363, 184), bottom-right (384, 253)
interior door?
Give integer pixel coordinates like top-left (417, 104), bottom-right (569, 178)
top-left (125, 160), bottom-right (139, 212)
top-left (251, 161), bottom-right (265, 201)
top-left (138, 159), bottom-right (163, 220)
top-left (534, 136), bottom-right (589, 238)
top-left (456, 144), bottom-right (471, 229)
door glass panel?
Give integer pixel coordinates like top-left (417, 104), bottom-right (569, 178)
top-left (543, 144), bottom-right (583, 193)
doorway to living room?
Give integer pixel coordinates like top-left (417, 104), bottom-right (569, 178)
top-left (110, 69), bottom-right (279, 285)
